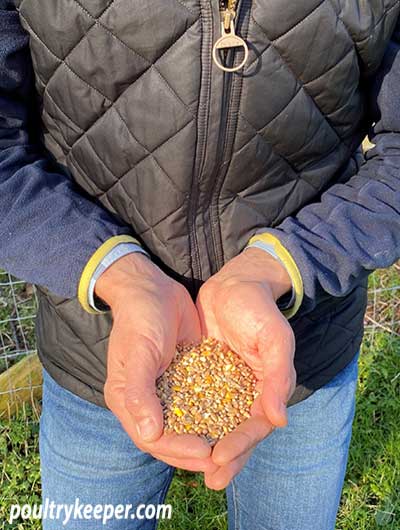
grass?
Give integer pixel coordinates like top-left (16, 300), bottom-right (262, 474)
top-left (0, 269), bottom-right (399, 529)
top-left (0, 403), bottom-right (41, 530)
top-left (0, 271), bottom-right (37, 374)
top-left (336, 333), bottom-right (399, 530)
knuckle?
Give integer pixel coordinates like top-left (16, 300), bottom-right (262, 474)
top-left (278, 366), bottom-right (297, 400)
top-left (124, 387), bottom-right (146, 417)
top-left (275, 318), bottom-right (296, 349)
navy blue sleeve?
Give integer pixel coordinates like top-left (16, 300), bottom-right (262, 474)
top-left (262, 15), bottom-right (400, 313)
top-left (0, 1), bottom-right (132, 298)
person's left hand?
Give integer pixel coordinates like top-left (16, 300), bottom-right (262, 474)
top-left (196, 247), bottom-right (297, 489)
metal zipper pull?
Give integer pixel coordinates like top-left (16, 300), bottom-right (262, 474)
top-left (212, 0), bottom-right (249, 73)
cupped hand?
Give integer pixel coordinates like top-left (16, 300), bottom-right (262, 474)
top-left (95, 252), bottom-right (218, 473)
top-left (196, 247), bottom-right (297, 488)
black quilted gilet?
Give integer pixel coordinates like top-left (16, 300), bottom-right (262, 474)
top-left (16, 0), bottom-right (399, 406)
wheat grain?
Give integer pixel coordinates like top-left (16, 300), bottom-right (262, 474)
top-left (156, 337), bottom-right (258, 445)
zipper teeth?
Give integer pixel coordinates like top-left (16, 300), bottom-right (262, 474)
top-left (204, 80), bottom-right (234, 275)
top-left (204, 0), bottom-right (240, 275)
top-left (210, 0), bottom-right (248, 271)
top-left (191, 0), bottom-right (243, 279)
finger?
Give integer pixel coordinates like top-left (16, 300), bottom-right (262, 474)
top-left (259, 320), bottom-right (296, 427)
top-left (177, 295), bottom-right (202, 345)
top-left (105, 381), bottom-right (212, 459)
top-left (146, 433), bottom-right (212, 459)
top-left (123, 336), bottom-right (166, 442)
top-left (261, 363), bottom-right (296, 428)
top-left (212, 415), bottom-right (273, 466)
top-left (204, 450), bottom-right (252, 490)
top-left (196, 286), bottom-right (224, 341)
top-left (151, 455), bottom-right (219, 473)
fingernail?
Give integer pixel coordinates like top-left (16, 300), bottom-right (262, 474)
top-left (137, 417), bottom-right (157, 441)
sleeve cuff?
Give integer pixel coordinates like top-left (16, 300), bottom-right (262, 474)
top-left (88, 242), bottom-right (149, 312)
top-left (78, 235), bottom-right (143, 314)
top-left (247, 232), bottom-right (304, 319)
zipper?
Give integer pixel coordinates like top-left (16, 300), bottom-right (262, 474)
top-left (189, 0), bottom-right (249, 286)
top-left (207, 0), bottom-right (249, 273)
top-left (213, 0), bottom-right (248, 73)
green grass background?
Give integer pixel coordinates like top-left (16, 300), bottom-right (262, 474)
top-left (0, 269), bottom-right (399, 529)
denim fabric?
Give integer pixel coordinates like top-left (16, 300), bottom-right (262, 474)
top-left (39, 353), bottom-right (358, 530)
top-left (1, 0), bottom-right (400, 309)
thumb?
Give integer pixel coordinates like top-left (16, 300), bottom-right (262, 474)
top-left (196, 286), bottom-right (225, 342)
top-left (261, 373), bottom-right (291, 428)
top-left (259, 323), bottom-right (296, 428)
top-left (124, 336), bottom-right (165, 443)
top-left (178, 296), bottom-right (202, 345)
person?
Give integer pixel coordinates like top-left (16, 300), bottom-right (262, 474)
top-left (1, 1), bottom-right (399, 528)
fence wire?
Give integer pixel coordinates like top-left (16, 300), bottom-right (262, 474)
top-left (0, 266), bottom-right (399, 402)
top-left (0, 271), bottom-right (39, 401)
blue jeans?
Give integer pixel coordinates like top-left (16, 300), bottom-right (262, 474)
top-left (39, 354), bottom-right (359, 530)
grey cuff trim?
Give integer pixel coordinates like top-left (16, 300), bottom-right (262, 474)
top-left (88, 243), bottom-right (149, 311)
top-left (245, 239), bottom-right (296, 311)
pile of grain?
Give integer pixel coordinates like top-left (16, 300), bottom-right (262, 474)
top-left (156, 337), bottom-right (258, 445)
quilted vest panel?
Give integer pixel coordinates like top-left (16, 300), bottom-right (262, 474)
top-left (15, 0), bottom-right (400, 406)
top-left (17, 0), bottom-right (399, 281)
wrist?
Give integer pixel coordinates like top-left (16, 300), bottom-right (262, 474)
top-left (242, 247), bottom-right (292, 301)
top-left (89, 243), bottom-right (150, 312)
top-left (245, 232), bottom-right (304, 319)
top-left (95, 252), bottom-right (155, 307)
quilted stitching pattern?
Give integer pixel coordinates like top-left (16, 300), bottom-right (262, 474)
top-left (18, 0), bottom-right (400, 273)
top-left (18, 0), bottom-right (398, 409)
top-left (218, 0), bottom-right (400, 262)
top-left (19, 0), bottom-right (200, 276)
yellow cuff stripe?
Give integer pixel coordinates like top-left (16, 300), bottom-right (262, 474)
top-left (248, 233), bottom-right (304, 319)
top-left (78, 235), bottom-right (142, 314)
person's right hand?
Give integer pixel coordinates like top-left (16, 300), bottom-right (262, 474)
top-left (95, 252), bottom-right (217, 473)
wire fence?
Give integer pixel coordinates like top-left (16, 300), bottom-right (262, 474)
top-left (0, 265), bottom-right (399, 409)
top-left (365, 264), bottom-right (400, 340)
top-left (0, 271), bottom-right (40, 409)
